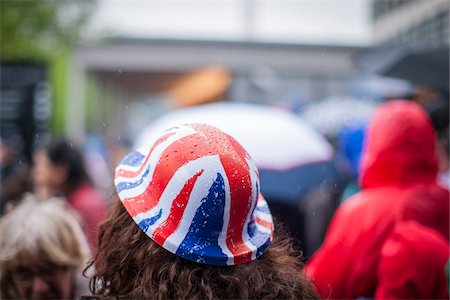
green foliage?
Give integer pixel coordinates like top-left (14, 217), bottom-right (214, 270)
top-left (49, 51), bottom-right (69, 134)
top-left (1, 0), bottom-right (96, 133)
top-left (0, 0), bottom-right (95, 60)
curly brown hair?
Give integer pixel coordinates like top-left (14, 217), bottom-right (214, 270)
top-left (87, 195), bottom-right (318, 299)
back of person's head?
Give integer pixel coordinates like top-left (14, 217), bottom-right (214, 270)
top-left (0, 195), bottom-right (89, 299)
top-left (92, 197), bottom-right (316, 299)
top-left (0, 137), bottom-right (31, 215)
top-left (89, 123), bottom-right (317, 299)
top-left (360, 100), bottom-right (438, 188)
top-left (34, 138), bottom-right (89, 195)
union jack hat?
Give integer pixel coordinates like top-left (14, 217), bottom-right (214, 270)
top-left (114, 123), bottom-right (274, 266)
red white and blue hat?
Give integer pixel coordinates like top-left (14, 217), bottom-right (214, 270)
top-left (114, 123), bottom-right (274, 266)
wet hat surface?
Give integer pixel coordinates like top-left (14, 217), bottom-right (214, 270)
top-left (114, 123), bottom-right (274, 266)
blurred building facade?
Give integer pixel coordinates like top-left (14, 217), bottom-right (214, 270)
top-left (0, 64), bottom-right (51, 162)
top-left (67, 38), bottom-right (365, 142)
top-left (372, 0), bottom-right (449, 47)
top-left (61, 0), bottom-right (449, 142)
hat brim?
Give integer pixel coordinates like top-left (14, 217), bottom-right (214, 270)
top-left (115, 143), bottom-right (274, 266)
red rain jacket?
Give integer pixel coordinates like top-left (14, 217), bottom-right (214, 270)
top-left (376, 221), bottom-right (449, 300)
top-left (68, 182), bottom-right (108, 253)
top-left (306, 100), bottom-right (449, 299)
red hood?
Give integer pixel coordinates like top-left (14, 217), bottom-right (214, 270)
top-left (360, 100), bottom-right (438, 188)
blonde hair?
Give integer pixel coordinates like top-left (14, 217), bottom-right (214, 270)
top-left (0, 194), bottom-right (90, 296)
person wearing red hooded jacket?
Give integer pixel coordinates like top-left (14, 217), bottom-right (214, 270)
top-left (306, 100), bottom-right (449, 299)
top-left (376, 221), bottom-right (449, 299)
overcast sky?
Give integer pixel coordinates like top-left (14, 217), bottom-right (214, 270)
top-left (87, 0), bottom-right (373, 46)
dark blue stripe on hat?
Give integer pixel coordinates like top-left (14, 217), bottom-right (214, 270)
top-left (116, 164), bottom-right (151, 193)
top-left (138, 209), bottom-right (162, 232)
top-left (255, 233), bottom-right (271, 258)
top-left (256, 205), bottom-right (271, 215)
top-left (122, 151), bottom-right (146, 167)
top-left (176, 173), bottom-right (228, 265)
top-left (248, 209), bottom-right (272, 258)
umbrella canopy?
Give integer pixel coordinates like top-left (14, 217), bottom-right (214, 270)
top-left (300, 96), bottom-right (379, 139)
top-left (381, 46), bottom-right (449, 94)
top-left (358, 46), bottom-right (449, 94)
top-left (135, 102), bottom-right (337, 203)
top-left (346, 75), bottom-right (414, 100)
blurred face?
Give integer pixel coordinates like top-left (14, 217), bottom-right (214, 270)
top-left (32, 150), bottom-right (67, 192)
top-left (10, 264), bottom-right (76, 299)
top-left (0, 140), bottom-right (12, 166)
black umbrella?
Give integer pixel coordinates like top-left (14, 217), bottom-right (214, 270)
top-left (381, 46), bottom-right (449, 94)
top-left (357, 46), bottom-right (449, 134)
top-left (357, 46), bottom-right (449, 94)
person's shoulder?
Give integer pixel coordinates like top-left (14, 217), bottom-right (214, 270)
top-left (405, 182), bottom-right (449, 203)
top-left (69, 183), bottom-right (107, 210)
top-left (338, 191), bottom-right (368, 213)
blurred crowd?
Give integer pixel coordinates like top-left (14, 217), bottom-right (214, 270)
top-left (0, 66), bottom-right (449, 299)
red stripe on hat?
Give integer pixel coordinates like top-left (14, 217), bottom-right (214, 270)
top-left (115, 132), bottom-right (175, 178)
top-left (152, 170), bottom-right (204, 245)
top-left (122, 130), bottom-right (215, 217)
top-left (256, 217), bottom-right (272, 229)
top-left (221, 135), bottom-right (254, 265)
